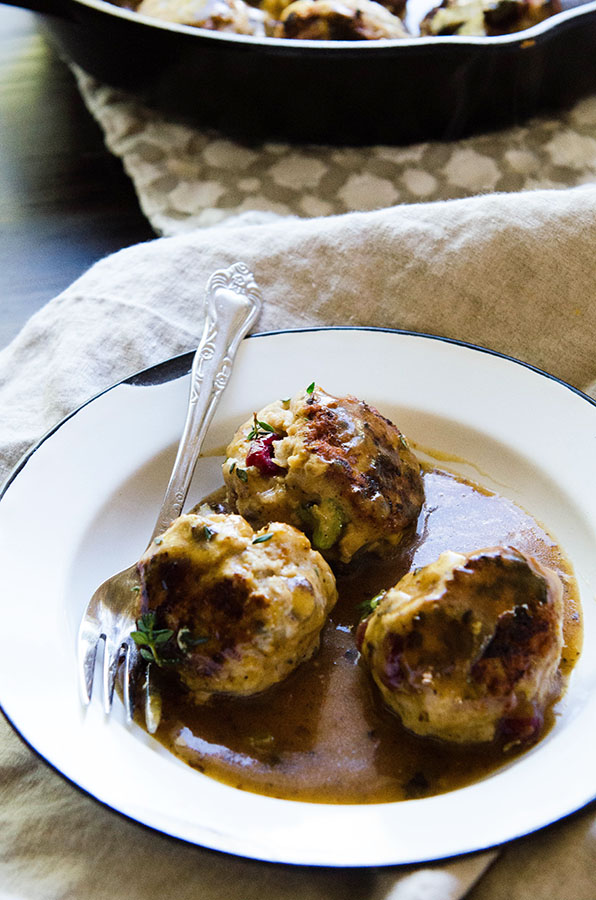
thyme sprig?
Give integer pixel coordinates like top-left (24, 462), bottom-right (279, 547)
top-left (247, 413), bottom-right (278, 441)
top-left (131, 612), bottom-right (208, 667)
top-left (131, 613), bottom-right (176, 667)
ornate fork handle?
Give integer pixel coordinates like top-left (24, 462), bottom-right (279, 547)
top-left (149, 262), bottom-right (261, 542)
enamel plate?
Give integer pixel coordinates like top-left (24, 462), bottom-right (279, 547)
top-left (1, 328), bottom-right (596, 867)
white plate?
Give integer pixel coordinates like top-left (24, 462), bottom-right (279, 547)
top-left (1, 328), bottom-right (596, 868)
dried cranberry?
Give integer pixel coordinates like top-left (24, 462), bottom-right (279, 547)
top-left (499, 712), bottom-right (543, 743)
top-left (381, 633), bottom-right (405, 689)
top-left (355, 618), bottom-right (368, 652)
top-left (246, 434), bottom-right (283, 476)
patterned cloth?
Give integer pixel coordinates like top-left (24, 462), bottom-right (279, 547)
top-left (73, 66), bottom-right (596, 236)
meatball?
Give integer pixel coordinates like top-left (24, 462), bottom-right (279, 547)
top-left (136, 0), bottom-right (267, 34)
top-left (273, 0), bottom-right (408, 39)
top-left (358, 546), bottom-right (565, 744)
top-left (419, 0), bottom-right (560, 36)
top-left (137, 511), bottom-right (337, 703)
top-left (223, 385), bottom-right (424, 564)
top-left (262, 0), bottom-right (406, 23)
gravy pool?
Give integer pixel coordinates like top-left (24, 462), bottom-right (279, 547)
top-left (142, 464), bottom-right (582, 804)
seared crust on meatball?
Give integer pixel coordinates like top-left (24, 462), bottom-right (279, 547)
top-left (419, 0), bottom-right (560, 36)
top-left (137, 511), bottom-right (337, 703)
top-left (273, 0), bottom-right (408, 39)
top-left (136, 0), bottom-right (267, 34)
top-left (358, 546), bottom-right (565, 744)
top-left (223, 386), bottom-right (424, 564)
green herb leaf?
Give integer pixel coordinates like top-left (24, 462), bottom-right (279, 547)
top-left (153, 630), bottom-right (174, 644)
top-left (130, 612), bottom-right (176, 668)
top-left (358, 590), bottom-right (386, 619)
top-left (136, 614), bottom-right (155, 635)
top-left (131, 611), bottom-right (212, 668)
top-left (191, 523), bottom-right (216, 542)
top-left (306, 381), bottom-right (315, 395)
top-left (236, 468), bottom-right (248, 483)
top-left (252, 533), bottom-right (274, 544)
top-left (370, 591), bottom-right (384, 611)
top-left (247, 412), bottom-right (279, 441)
top-left (177, 627), bottom-right (209, 653)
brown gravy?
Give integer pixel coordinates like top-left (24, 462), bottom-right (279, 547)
top-left (145, 465), bottom-right (582, 804)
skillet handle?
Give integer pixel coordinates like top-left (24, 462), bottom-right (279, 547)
top-left (1, 0), bottom-right (75, 18)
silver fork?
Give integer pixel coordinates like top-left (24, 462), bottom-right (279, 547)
top-left (77, 262), bottom-right (262, 724)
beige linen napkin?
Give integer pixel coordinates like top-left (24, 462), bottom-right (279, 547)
top-left (2, 185), bottom-right (596, 900)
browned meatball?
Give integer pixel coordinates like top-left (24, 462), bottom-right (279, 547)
top-left (419, 0), bottom-right (560, 36)
top-left (223, 385), bottom-right (424, 564)
top-left (136, 0), bottom-right (267, 34)
top-left (273, 0), bottom-right (408, 39)
top-left (137, 510), bottom-right (337, 703)
top-left (358, 546), bottom-right (565, 744)
top-left (381, 0), bottom-right (406, 16)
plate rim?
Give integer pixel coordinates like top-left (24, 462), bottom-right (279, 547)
top-left (1, 324), bottom-right (596, 868)
top-left (2, 325), bottom-right (595, 503)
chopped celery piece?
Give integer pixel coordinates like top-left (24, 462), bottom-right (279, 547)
top-left (300, 498), bottom-right (345, 550)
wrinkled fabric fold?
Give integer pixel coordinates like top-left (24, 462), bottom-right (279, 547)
top-left (2, 185), bottom-right (596, 900)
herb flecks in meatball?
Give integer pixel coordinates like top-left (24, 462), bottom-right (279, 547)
top-left (137, 511), bottom-right (337, 703)
top-left (358, 546), bottom-right (565, 744)
top-left (223, 385), bottom-right (424, 564)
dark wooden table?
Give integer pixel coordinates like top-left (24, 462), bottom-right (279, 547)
top-left (0, 4), bottom-right (154, 349)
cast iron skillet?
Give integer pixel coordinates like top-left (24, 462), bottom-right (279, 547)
top-left (4, 0), bottom-right (596, 143)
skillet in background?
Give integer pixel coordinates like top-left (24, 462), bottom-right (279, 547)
top-left (3, 0), bottom-right (596, 145)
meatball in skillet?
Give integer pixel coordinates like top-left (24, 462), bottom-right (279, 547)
top-left (136, 0), bottom-right (267, 34)
top-left (273, 0), bottom-right (408, 39)
top-left (262, 0), bottom-right (406, 22)
top-left (419, 0), bottom-right (560, 36)
top-left (358, 546), bottom-right (565, 744)
top-left (223, 385), bottom-right (424, 564)
top-left (137, 511), bottom-right (337, 703)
